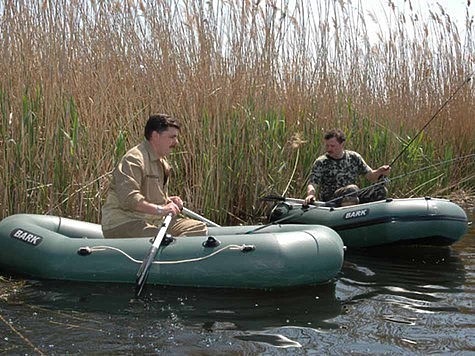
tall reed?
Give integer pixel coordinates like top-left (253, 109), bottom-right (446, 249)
top-left (0, 0), bottom-right (473, 224)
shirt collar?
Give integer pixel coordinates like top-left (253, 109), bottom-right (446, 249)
top-left (143, 139), bottom-right (160, 162)
top-left (326, 150), bottom-right (347, 161)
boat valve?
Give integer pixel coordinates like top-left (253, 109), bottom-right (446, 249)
top-left (161, 234), bottom-right (174, 246)
top-left (77, 246), bottom-right (92, 256)
top-left (203, 236), bottom-right (220, 248)
top-left (241, 244), bottom-right (255, 252)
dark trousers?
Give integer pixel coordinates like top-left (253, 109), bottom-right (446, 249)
top-left (332, 183), bottom-right (387, 206)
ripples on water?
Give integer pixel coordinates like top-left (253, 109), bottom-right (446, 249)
top-left (0, 211), bottom-right (473, 354)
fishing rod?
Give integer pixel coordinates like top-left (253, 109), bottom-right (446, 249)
top-left (384, 153), bottom-right (475, 183)
top-left (322, 153), bottom-right (475, 205)
top-left (250, 154), bottom-right (474, 234)
top-left (389, 73), bottom-right (473, 167)
top-left (260, 153), bottom-right (475, 208)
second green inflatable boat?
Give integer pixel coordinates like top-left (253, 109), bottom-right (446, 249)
top-left (268, 197), bottom-right (468, 248)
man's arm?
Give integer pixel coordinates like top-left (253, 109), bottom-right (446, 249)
top-left (115, 149), bottom-right (180, 217)
top-left (135, 199), bottom-right (180, 216)
top-left (365, 165), bottom-right (391, 183)
top-left (305, 183), bottom-right (317, 204)
top-left (305, 159), bottom-right (323, 204)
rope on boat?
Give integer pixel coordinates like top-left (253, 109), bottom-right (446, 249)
top-left (78, 244), bottom-right (254, 265)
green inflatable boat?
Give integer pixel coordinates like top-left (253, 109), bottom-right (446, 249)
top-left (0, 214), bottom-right (344, 289)
top-left (268, 197), bottom-right (469, 248)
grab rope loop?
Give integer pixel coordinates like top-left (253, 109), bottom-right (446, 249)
top-left (77, 244), bottom-right (255, 265)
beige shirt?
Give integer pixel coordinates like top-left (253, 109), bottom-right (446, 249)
top-left (101, 140), bottom-right (170, 231)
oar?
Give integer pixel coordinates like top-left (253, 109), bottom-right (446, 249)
top-left (182, 207), bottom-right (220, 227)
top-left (245, 204), bottom-right (318, 234)
top-left (135, 213), bottom-right (173, 297)
top-left (244, 194), bottom-right (325, 234)
top-left (260, 194), bottom-right (325, 206)
top-left (252, 154), bottom-right (475, 235)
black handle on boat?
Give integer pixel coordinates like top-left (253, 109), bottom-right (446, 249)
top-left (260, 194), bottom-right (325, 206)
top-left (135, 213), bottom-right (173, 297)
top-left (245, 204), bottom-right (317, 234)
top-left (389, 74), bottom-right (472, 168)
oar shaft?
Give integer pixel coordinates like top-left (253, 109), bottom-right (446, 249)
top-left (135, 213), bottom-right (173, 297)
top-left (182, 207), bottom-right (220, 227)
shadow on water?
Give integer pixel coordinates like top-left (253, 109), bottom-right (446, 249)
top-left (340, 244), bottom-right (466, 313)
top-left (344, 245), bottom-right (465, 287)
top-left (1, 278), bottom-right (341, 331)
top-left (0, 273), bottom-right (342, 352)
top-left (327, 236), bottom-right (474, 353)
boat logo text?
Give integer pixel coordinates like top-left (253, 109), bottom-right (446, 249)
top-left (10, 228), bottom-right (43, 246)
top-left (344, 208), bottom-right (369, 220)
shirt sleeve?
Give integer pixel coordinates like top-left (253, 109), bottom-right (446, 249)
top-left (113, 153), bottom-right (146, 210)
top-left (309, 159), bottom-right (324, 185)
top-left (354, 152), bottom-right (372, 176)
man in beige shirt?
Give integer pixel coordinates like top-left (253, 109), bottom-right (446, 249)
top-left (101, 114), bottom-right (207, 238)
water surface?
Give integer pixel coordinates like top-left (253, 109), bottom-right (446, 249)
top-left (1, 209), bottom-right (473, 354)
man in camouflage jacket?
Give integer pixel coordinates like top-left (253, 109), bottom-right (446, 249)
top-left (305, 129), bottom-right (391, 206)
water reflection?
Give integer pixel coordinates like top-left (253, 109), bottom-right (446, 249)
top-left (1, 277), bottom-right (342, 331)
top-left (336, 244), bottom-right (469, 344)
top-left (0, 210), bottom-right (472, 353)
top-left (343, 245), bottom-right (465, 294)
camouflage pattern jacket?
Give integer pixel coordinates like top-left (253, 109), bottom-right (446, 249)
top-left (309, 150), bottom-right (371, 201)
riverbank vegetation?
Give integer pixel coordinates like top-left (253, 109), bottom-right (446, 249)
top-left (1, 0), bottom-right (474, 224)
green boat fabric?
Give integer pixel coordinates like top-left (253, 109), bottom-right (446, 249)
top-left (269, 197), bottom-right (468, 248)
top-left (0, 214), bottom-right (345, 289)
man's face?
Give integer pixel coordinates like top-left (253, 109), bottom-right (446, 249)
top-left (151, 127), bottom-right (179, 158)
top-left (324, 137), bottom-right (344, 159)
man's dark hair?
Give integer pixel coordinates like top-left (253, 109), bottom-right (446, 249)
top-left (324, 129), bottom-right (346, 143)
top-left (144, 114), bottom-right (181, 140)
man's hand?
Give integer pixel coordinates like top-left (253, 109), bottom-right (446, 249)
top-left (377, 165), bottom-right (391, 177)
top-left (305, 184), bottom-right (316, 205)
top-left (163, 201), bottom-right (180, 216)
top-left (367, 165), bottom-right (391, 182)
top-left (304, 194), bottom-right (316, 206)
top-left (168, 196), bottom-right (184, 210)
